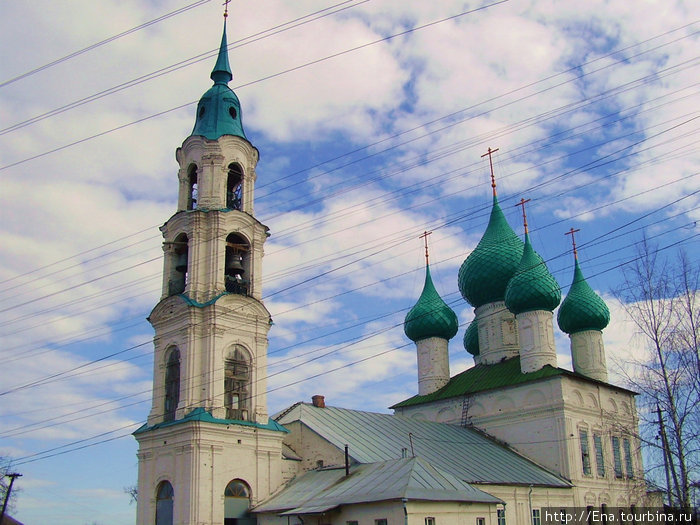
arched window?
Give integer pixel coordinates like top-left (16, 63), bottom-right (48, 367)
top-left (155, 481), bottom-right (174, 525)
top-left (224, 346), bottom-right (250, 421)
top-left (226, 163), bottom-right (243, 210)
top-left (187, 164), bottom-right (198, 210)
top-left (169, 234), bottom-right (188, 296)
top-left (225, 233), bottom-right (249, 295)
top-left (164, 348), bottom-right (180, 422)
top-left (224, 479), bottom-right (251, 525)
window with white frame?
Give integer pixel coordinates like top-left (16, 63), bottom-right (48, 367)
top-left (476, 518), bottom-right (486, 525)
top-left (579, 429), bottom-right (591, 475)
top-left (498, 508), bottom-right (506, 525)
top-left (594, 433), bottom-right (605, 476)
top-left (425, 518), bottom-right (436, 525)
top-left (623, 438), bottom-right (634, 478)
top-left (612, 436), bottom-right (623, 478)
top-left (532, 509), bottom-right (542, 525)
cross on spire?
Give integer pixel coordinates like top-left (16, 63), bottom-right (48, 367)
top-left (419, 230), bottom-right (432, 266)
top-left (481, 147), bottom-right (500, 196)
top-left (223, 0), bottom-right (231, 18)
top-left (515, 198), bottom-right (531, 234)
top-left (565, 227), bottom-right (581, 259)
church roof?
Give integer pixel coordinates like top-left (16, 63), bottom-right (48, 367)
top-left (190, 22), bottom-right (247, 141)
top-left (463, 318), bottom-right (479, 356)
top-left (392, 356), bottom-right (634, 409)
top-left (276, 403), bottom-right (570, 487)
top-left (557, 258), bottom-right (610, 334)
top-left (254, 457), bottom-right (502, 515)
top-left (404, 264), bottom-right (458, 342)
top-left (504, 232), bottom-right (561, 315)
top-left (458, 196), bottom-right (524, 308)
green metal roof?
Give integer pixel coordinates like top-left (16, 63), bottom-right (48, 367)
top-left (254, 457), bottom-right (502, 515)
top-left (557, 258), bottom-right (610, 334)
top-left (463, 318), bottom-right (479, 356)
top-left (404, 264), bottom-right (458, 342)
top-left (392, 357), bottom-right (567, 408)
top-left (190, 22), bottom-right (247, 141)
top-left (276, 403), bottom-right (570, 487)
top-left (504, 232), bottom-right (561, 315)
top-left (458, 196), bottom-right (524, 308)
top-left (133, 407), bottom-right (288, 435)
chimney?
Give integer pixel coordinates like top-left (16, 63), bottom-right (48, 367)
top-left (311, 395), bottom-right (325, 408)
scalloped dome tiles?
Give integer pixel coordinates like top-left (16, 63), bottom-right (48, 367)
top-left (458, 196), bottom-right (524, 308)
top-left (404, 266), bottom-right (459, 342)
top-left (557, 258), bottom-right (610, 334)
top-left (505, 234), bottom-right (561, 315)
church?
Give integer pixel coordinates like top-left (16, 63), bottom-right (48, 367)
top-left (133, 15), bottom-right (658, 525)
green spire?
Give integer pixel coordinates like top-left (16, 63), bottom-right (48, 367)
top-left (211, 22), bottom-right (233, 84)
top-left (505, 233), bottom-right (561, 315)
top-left (557, 258), bottom-right (610, 334)
top-left (458, 195), bottom-right (524, 308)
top-left (463, 318), bottom-right (479, 356)
top-left (190, 19), bottom-right (246, 141)
top-left (404, 265), bottom-right (459, 342)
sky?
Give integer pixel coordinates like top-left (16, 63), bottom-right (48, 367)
top-left (0, 0), bottom-right (698, 523)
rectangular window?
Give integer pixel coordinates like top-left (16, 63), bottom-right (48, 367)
top-left (612, 436), bottom-right (623, 478)
top-left (593, 434), bottom-right (605, 476)
top-left (498, 508), bottom-right (506, 525)
top-left (477, 518), bottom-right (486, 525)
top-left (426, 518), bottom-right (436, 525)
top-left (532, 509), bottom-right (542, 525)
top-left (375, 520), bottom-right (388, 525)
top-left (579, 430), bottom-right (591, 475)
top-left (623, 438), bottom-right (634, 478)
top-left (346, 522), bottom-right (358, 525)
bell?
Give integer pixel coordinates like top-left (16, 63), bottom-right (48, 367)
top-left (175, 252), bottom-right (188, 273)
top-left (226, 256), bottom-right (245, 277)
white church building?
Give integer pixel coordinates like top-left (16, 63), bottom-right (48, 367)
top-left (133, 16), bottom-right (658, 525)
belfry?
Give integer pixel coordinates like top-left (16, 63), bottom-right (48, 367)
top-left (133, 13), bottom-right (286, 525)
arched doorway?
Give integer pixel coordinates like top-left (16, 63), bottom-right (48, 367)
top-left (224, 479), bottom-right (254, 524)
top-left (155, 480), bottom-right (174, 525)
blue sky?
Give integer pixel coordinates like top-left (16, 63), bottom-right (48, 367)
top-left (0, 1), bottom-right (698, 523)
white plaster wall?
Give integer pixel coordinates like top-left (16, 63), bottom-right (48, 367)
top-left (517, 310), bottom-right (557, 373)
top-left (570, 330), bottom-right (608, 382)
top-left (136, 420), bottom-right (285, 525)
top-left (475, 301), bottom-right (520, 364)
top-left (417, 336), bottom-right (451, 395)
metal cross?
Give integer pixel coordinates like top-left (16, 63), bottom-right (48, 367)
top-left (515, 198), bottom-right (531, 234)
top-left (565, 227), bottom-right (581, 258)
top-left (223, 0), bottom-right (231, 18)
top-left (481, 147), bottom-right (500, 196)
top-left (419, 230), bottom-right (432, 265)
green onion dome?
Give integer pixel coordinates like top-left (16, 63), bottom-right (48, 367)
top-left (458, 196), bottom-right (524, 308)
top-left (463, 318), bottom-right (479, 356)
top-left (505, 233), bottom-right (561, 315)
top-left (404, 265), bottom-right (459, 342)
top-left (557, 258), bottom-right (610, 334)
top-left (190, 23), bottom-right (247, 141)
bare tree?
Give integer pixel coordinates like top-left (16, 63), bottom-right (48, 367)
top-left (613, 239), bottom-right (699, 509)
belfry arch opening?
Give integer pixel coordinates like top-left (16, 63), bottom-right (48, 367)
top-left (226, 163), bottom-right (243, 210)
top-left (168, 233), bottom-right (189, 296)
top-left (224, 345), bottom-right (251, 421)
top-left (155, 480), bottom-right (174, 525)
top-left (224, 479), bottom-right (252, 524)
top-left (225, 233), bottom-right (249, 295)
top-left (187, 164), bottom-right (198, 210)
top-left (163, 347), bottom-right (180, 422)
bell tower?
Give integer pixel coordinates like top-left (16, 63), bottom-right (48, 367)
top-left (134, 13), bottom-right (286, 525)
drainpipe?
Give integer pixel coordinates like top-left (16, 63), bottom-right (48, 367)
top-left (345, 444), bottom-right (350, 476)
top-left (402, 498), bottom-right (408, 525)
top-left (528, 485), bottom-right (533, 525)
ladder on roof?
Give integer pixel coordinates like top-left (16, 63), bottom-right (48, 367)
top-left (460, 395), bottom-right (472, 427)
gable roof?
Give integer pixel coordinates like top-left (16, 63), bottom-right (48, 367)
top-left (391, 356), bottom-right (635, 408)
top-left (276, 403), bottom-right (569, 487)
top-left (254, 457), bottom-right (502, 515)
